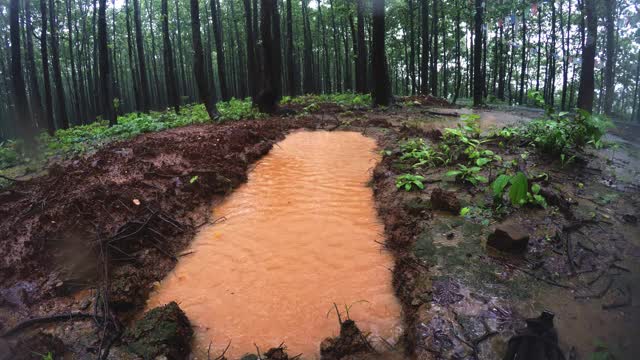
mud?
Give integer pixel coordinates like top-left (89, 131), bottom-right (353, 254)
top-left (1, 102), bottom-right (638, 359)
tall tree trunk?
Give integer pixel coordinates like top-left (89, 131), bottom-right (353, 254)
top-left (98, 0), bottom-right (115, 125)
top-left (355, 0), bottom-right (367, 93)
top-left (133, 0), bottom-right (150, 112)
top-left (420, 0), bottom-right (429, 94)
top-left (371, 0), bottom-right (390, 106)
top-left (472, 0), bottom-right (483, 106)
top-left (547, 0), bottom-right (557, 105)
top-left (577, 0), bottom-right (596, 113)
top-left (535, 4), bottom-right (542, 91)
top-left (301, 0), bottom-right (314, 93)
top-left (40, 0), bottom-right (55, 134)
top-left (190, 0), bottom-right (218, 119)
top-left (211, 0), bottom-right (229, 100)
top-left (10, 0), bottom-right (33, 142)
top-left (317, 0), bottom-right (330, 92)
top-left (441, 2), bottom-right (447, 98)
top-left (519, 1), bottom-right (527, 104)
top-left (228, 0), bottom-right (247, 98)
top-left (602, 0), bottom-right (616, 115)
top-left (126, 0), bottom-right (141, 110)
top-left (271, 0), bottom-right (282, 100)
top-left (452, 0), bottom-right (461, 103)
top-left (66, 0), bottom-right (81, 124)
top-left (176, 0), bottom-right (188, 99)
top-left (408, 0), bottom-right (416, 94)
top-left (632, 50), bottom-right (640, 122)
top-left (430, 0), bottom-right (438, 96)
top-left (25, 0), bottom-right (44, 130)
top-left (162, 0), bottom-right (179, 113)
top-left (50, 0), bottom-right (69, 128)
top-left (285, 0), bottom-right (296, 95)
top-left (343, 17), bottom-right (352, 91)
top-left (146, 0), bottom-right (162, 107)
top-left (243, 0), bottom-right (258, 97)
top-left (561, 0), bottom-right (571, 110)
top-left (329, 0), bottom-right (341, 92)
top-left (256, 0), bottom-right (278, 113)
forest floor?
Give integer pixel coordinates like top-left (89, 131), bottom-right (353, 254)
top-left (0, 97), bottom-right (639, 360)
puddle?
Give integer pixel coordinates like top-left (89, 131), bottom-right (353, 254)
top-left (147, 131), bottom-right (401, 358)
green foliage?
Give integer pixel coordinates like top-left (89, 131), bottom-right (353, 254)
top-left (0, 140), bottom-right (21, 169)
top-left (589, 340), bottom-right (615, 360)
top-left (217, 98), bottom-right (265, 121)
top-left (398, 138), bottom-right (445, 168)
top-left (520, 108), bottom-right (613, 158)
top-left (280, 93), bottom-right (372, 107)
top-left (446, 164), bottom-right (488, 186)
top-left (490, 171), bottom-right (547, 208)
top-left (460, 113), bottom-right (481, 136)
top-left (396, 173), bottom-right (425, 191)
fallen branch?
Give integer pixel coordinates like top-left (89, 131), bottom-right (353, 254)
top-left (1, 312), bottom-right (98, 338)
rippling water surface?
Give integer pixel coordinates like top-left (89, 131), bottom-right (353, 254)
top-left (147, 131), bottom-right (401, 358)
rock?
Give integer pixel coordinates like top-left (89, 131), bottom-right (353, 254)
top-left (122, 301), bottom-right (193, 360)
top-left (487, 221), bottom-right (530, 253)
top-left (430, 188), bottom-right (461, 214)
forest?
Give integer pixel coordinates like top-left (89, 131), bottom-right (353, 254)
top-left (1, 0), bottom-right (640, 359)
top-left (0, 0), bottom-right (639, 142)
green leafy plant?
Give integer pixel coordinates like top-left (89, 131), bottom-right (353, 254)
top-left (399, 138), bottom-right (444, 168)
top-left (446, 164), bottom-right (488, 186)
top-left (396, 173), bottom-right (425, 191)
top-left (491, 172), bottom-right (547, 208)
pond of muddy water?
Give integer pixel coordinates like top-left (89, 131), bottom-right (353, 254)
top-left (147, 131), bottom-right (401, 358)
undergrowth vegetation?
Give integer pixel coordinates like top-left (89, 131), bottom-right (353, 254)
top-left (280, 93), bottom-right (371, 108)
top-left (0, 99), bottom-right (263, 171)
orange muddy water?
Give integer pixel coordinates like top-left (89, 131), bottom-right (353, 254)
top-left (147, 131), bottom-right (401, 358)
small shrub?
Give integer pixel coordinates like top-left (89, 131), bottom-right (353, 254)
top-left (396, 173), bottom-right (425, 191)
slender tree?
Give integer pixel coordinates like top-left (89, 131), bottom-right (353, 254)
top-left (98, 0), bottom-right (115, 125)
top-left (286, 0), bottom-right (296, 95)
top-left (25, 0), bottom-right (44, 129)
top-left (256, 0), bottom-right (278, 113)
top-left (10, 0), bottom-right (33, 143)
top-left (133, 0), bottom-right (150, 112)
top-left (190, 0), bottom-right (218, 119)
top-left (518, 1), bottom-right (527, 104)
top-left (420, 0), bottom-right (429, 94)
top-left (243, 0), bottom-right (258, 97)
top-left (355, 0), bottom-right (368, 93)
top-left (472, 0), bottom-right (483, 106)
top-left (162, 0), bottom-right (179, 113)
top-left (50, 0), bottom-right (69, 128)
top-left (210, 0), bottom-right (229, 101)
top-left (602, 0), bottom-right (616, 115)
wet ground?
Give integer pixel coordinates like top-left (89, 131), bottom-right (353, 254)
top-left (146, 131), bottom-right (401, 358)
top-left (1, 98), bottom-right (638, 359)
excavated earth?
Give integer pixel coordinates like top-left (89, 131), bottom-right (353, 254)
top-left (1, 100), bottom-right (639, 360)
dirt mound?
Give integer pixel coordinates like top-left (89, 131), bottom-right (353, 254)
top-left (0, 117), bottom-right (317, 301)
top-left (402, 95), bottom-right (451, 107)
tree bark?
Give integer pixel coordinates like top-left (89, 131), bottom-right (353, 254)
top-left (66, 0), bottom-right (81, 124)
top-left (25, 0), bottom-right (44, 130)
top-left (162, 0), bottom-right (179, 113)
top-left (602, 0), bottom-right (616, 115)
top-left (50, 0), bottom-right (69, 128)
top-left (301, 0), bottom-right (314, 93)
top-left (98, 0), bottom-right (115, 125)
top-left (285, 0), bottom-right (296, 95)
top-left (243, 0), bottom-right (258, 97)
top-left (371, 0), bottom-right (390, 106)
top-left (420, 0), bottom-right (429, 94)
top-left (519, 1), bottom-right (527, 104)
top-left (133, 0), bottom-right (150, 112)
top-left (256, 0), bottom-right (278, 113)
top-left (472, 0), bottom-right (483, 106)
top-left (126, 0), bottom-right (142, 111)
top-left (430, 0), bottom-right (438, 96)
top-left (10, 0), bottom-right (33, 142)
top-left (355, 0), bottom-right (368, 93)
top-left (190, 0), bottom-right (218, 119)
top-left (577, 0), bottom-right (596, 113)
top-left (211, 0), bottom-right (229, 100)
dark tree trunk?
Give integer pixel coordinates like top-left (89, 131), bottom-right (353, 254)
top-left (472, 0), bottom-right (483, 106)
top-left (442, 2), bottom-right (447, 98)
top-left (25, 0), bottom-right (44, 130)
top-left (371, 0), bottom-right (390, 106)
top-left (632, 51), bottom-right (640, 122)
top-left (286, 0), bottom-right (296, 95)
top-left (547, 0), bottom-right (557, 105)
top-left (190, 0), bottom-right (218, 119)
top-left (408, 0), bottom-right (416, 94)
top-left (317, 0), bottom-right (330, 92)
top-left (452, 0), bottom-right (461, 103)
top-left (329, 0), bottom-right (341, 92)
top-left (602, 0), bottom-right (616, 115)
top-left (271, 0), bottom-right (282, 100)
top-left (343, 17), bottom-right (352, 91)
top-left (40, 0), bottom-right (55, 134)
top-left (430, 0), bottom-right (438, 96)
top-left (228, 0), bottom-right (247, 98)
top-left (577, 0), bottom-right (596, 113)
top-left (301, 0), bottom-right (314, 93)
top-left (535, 3), bottom-right (541, 91)
top-left (420, 0), bottom-right (429, 94)
top-left (211, 0), bottom-right (229, 100)
top-left (355, 0), bottom-right (368, 93)
top-left (519, 1), bottom-right (527, 104)
top-left (162, 0), bottom-right (179, 113)
top-left (66, 0), bottom-right (81, 124)
top-left (50, 0), bottom-right (69, 128)
top-left (133, 0), bottom-right (150, 112)
top-left (256, 0), bottom-right (278, 113)
top-left (175, 0), bottom-right (188, 99)
top-left (98, 0), bottom-right (115, 125)
top-left (146, 0), bottom-right (162, 107)
top-left (10, 0), bottom-right (33, 142)
top-left (243, 0), bottom-right (258, 97)
top-left (126, 0), bottom-right (141, 110)
top-left (561, 0), bottom-right (571, 110)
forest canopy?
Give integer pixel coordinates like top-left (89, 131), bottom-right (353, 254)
top-left (1, 0), bottom-right (639, 143)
